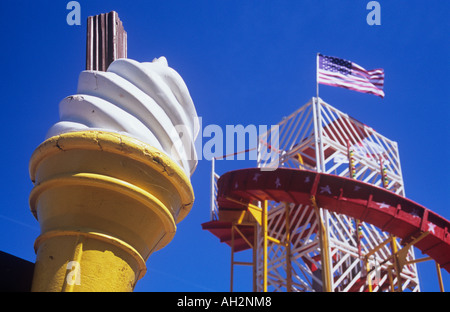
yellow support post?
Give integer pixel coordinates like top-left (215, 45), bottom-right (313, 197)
top-left (311, 196), bottom-right (332, 292)
top-left (370, 232), bottom-right (430, 292)
top-left (285, 203), bottom-right (292, 292)
top-left (390, 236), bottom-right (403, 292)
top-left (404, 256), bottom-right (432, 265)
top-left (364, 260), bottom-right (372, 292)
top-left (262, 200), bottom-right (268, 292)
top-left (388, 269), bottom-right (395, 292)
top-left (436, 262), bottom-right (445, 292)
top-left (253, 224), bottom-right (257, 292)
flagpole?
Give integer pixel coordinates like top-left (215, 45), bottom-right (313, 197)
top-left (313, 52), bottom-right (324, 172)
top-left (316, 53), bottom-right (320, 103)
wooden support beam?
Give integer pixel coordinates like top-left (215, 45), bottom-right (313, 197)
top-left (311, 195), bottom-right (332, 292)
top-left (262, 200), bottom-right (268, 292)
top-left (285, 202), bottom-right (292, 292)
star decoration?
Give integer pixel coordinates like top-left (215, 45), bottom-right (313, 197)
top-left (320, 185), bottom-right (331, 194)
top-left (377, 202), bottom-right (390, 209)
top-left (427, 222), bottom-right (436, 234)
top-left (304, 176), bottom-right (310, 183)
top-left (234, 182), bottom-right (238, 189)
top-left (275, 177), bottom-right (281, 188)
top-left (354, 185), bottom-right (361, 191)
top-left (253, 173), bottom-right (261, 182)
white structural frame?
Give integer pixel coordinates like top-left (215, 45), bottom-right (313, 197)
top-left (210, 98), bottom-right (420, 292)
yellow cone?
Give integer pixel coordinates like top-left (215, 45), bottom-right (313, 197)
top-left (29, 130), bottom-right (194, 292)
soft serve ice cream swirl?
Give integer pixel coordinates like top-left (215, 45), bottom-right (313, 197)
top-left (47, 57), bottom-right (199, 177)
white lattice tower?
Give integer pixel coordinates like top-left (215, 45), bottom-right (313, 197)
top-left (253, 98), bottom-right (420, 292)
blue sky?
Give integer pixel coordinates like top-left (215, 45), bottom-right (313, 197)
top-left (0, 1), bottom-right (448, 292)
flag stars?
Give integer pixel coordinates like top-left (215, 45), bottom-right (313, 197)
top-left (321, 55), bottom-right (352, 75)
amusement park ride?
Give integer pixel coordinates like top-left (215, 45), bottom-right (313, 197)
top-left (2, 10), bottom-right (446, 293)
top-left (202, 97), bottom-right (450, 292)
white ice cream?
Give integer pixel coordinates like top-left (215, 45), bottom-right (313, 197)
top-left (46, 57), bottom-right (199, 177)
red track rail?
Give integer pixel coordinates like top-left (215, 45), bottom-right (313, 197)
top-left (203, 167), bottom-right (450, 273)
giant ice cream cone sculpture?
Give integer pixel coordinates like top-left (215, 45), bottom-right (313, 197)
top-left (29, 57), bottom-right (199, 291)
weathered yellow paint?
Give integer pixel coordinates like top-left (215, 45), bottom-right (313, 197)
top-left (32, 231), bottom-right (143, 292)
top-left (311, 195), bottom-right (332, 292)
top-left (262, 200), bottom-right (268, 292)
top-left (29, 131), bottom-right (194, 292)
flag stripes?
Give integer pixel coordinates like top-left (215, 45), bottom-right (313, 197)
top-left (317, 54), bottom-right (385, 98)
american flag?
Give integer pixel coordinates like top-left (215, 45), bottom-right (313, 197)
top-left (317, 54), bottom-right (385, 98)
